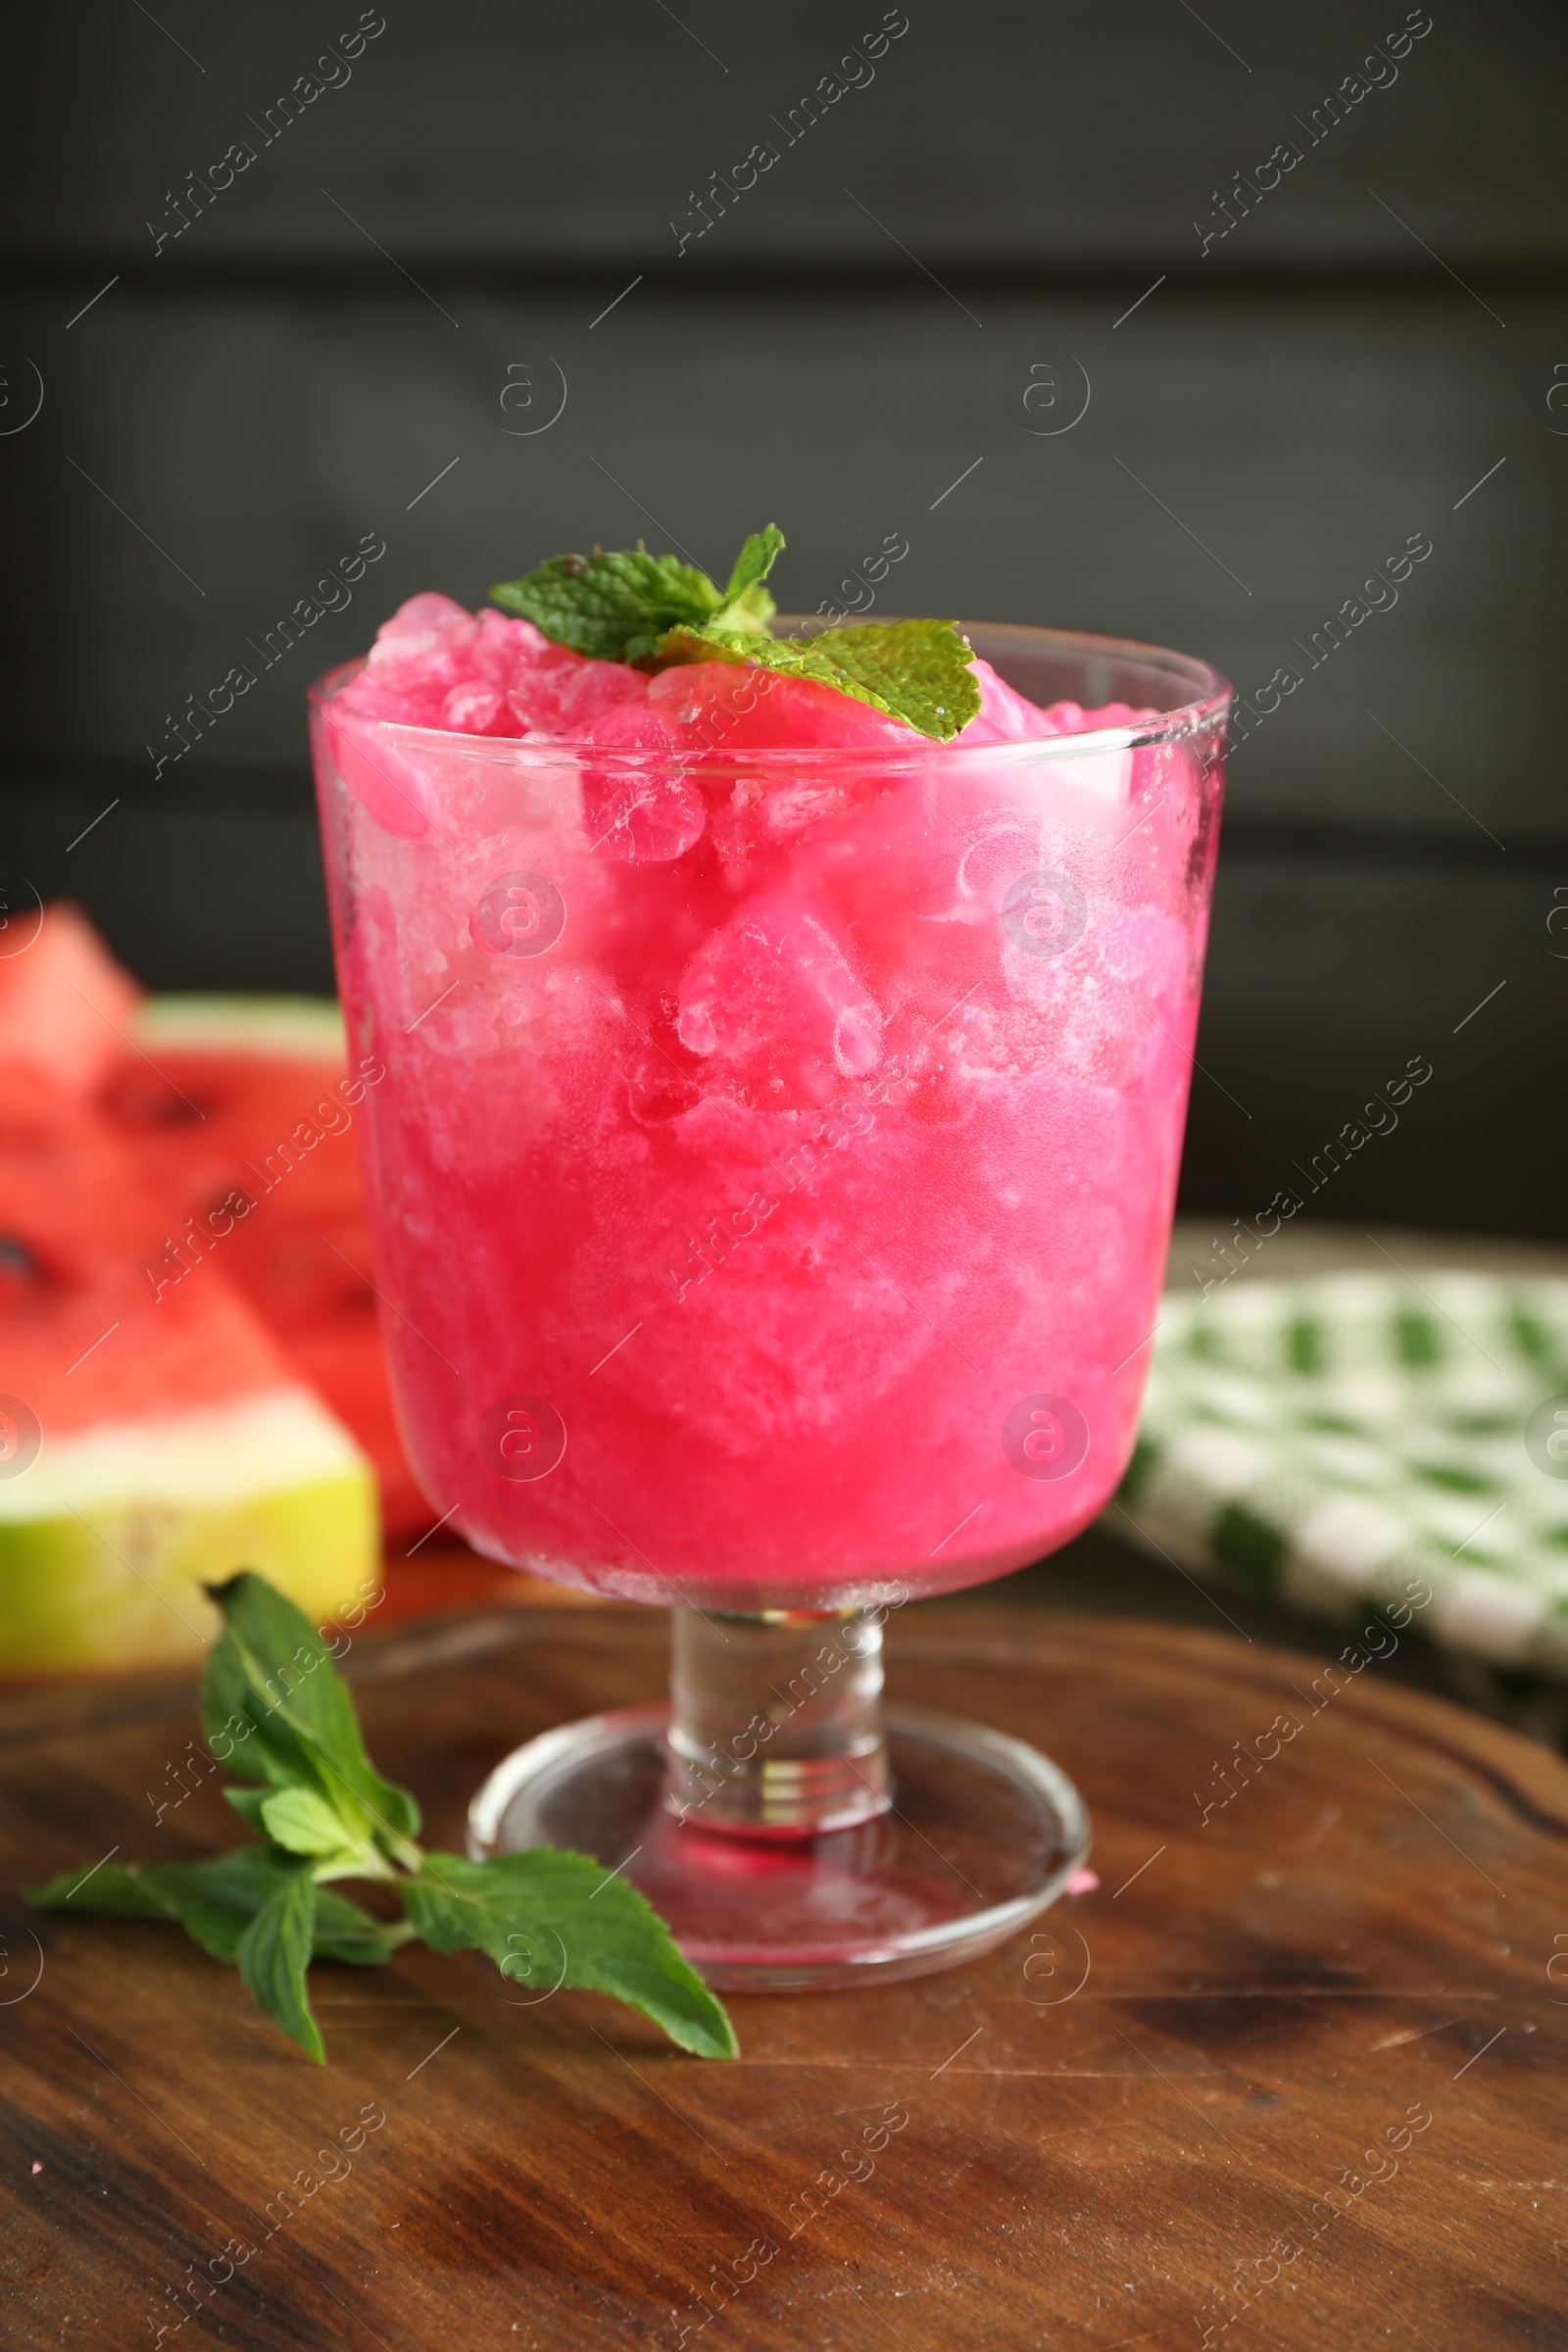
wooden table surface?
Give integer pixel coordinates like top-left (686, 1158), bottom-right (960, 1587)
top-left (3, 1603), bottom-right (1566, 2352)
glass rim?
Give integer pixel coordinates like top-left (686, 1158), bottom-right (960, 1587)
top-left (309, 618), bottom-right (1232, 769)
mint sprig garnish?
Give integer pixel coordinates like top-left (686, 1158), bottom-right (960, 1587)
top-left (26, 1572), bottom-right (736, 2066)
top-left (201, 1571), bottom-right (420, 1865)
top-left (658, 614), bottom-right (981, 742)
top-left (489, 524), bottom-right (781, 662)
top-left (489, 524), bottom-right (981, 741)
top-left (716, 522), bottom-right (786, 628)
top-left (401, 1850), bottom-right (733, 2061)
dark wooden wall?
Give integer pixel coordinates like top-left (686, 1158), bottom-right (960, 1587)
top-left (2, 1), bottom-right (1563, 1233)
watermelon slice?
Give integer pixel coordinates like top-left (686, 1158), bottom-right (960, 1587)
top-left (0, 900), bottom-right (141, 1116)
top-left (0, 911), bottom-right (436, 1669)
top-left (0, 1083), bottom-right (376, 1670)
top-left (107, 994), bottom-right (429, 1543)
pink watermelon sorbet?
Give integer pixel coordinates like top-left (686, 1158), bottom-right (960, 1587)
top-left (336, 591), bottom-right (1154, 749)
top-left (314, 597), bottom-right (1226, 1607)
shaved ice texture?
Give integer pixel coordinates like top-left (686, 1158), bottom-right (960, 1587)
top-left (313, 597), bottom-right (1220, 1608)
top-left (330, 593), bottom-right (1152, 751)
top-left (337, 593), bottom-right (650, 738)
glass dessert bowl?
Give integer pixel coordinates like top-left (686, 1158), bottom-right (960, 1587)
top-left (311, 599), bottom-right (1228, 1989)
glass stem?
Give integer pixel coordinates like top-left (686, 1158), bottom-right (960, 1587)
top-left (664, 1607), bottom-right (893, 1838)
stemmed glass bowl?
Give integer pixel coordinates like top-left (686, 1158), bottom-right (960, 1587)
top-left (310, 621), bottom-right (1228, 1988)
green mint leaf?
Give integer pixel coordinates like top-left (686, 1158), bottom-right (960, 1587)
top-left (489, 548), bottom-right (723, 662)
top-left (656, 615), bottom-right (980, 743)
top-left (403, 1850), bottom-right (737, 2061)
top-left (27, 1860), bottom-right (178, 1923)
top-left (29, 1572), bottom-right (730, 2066)
top-left (156, 1849), bottom-right (408, 1970)
top-left (810, 617), bottom-right (982, 741)
top-left (28, 1852), bottom-right (294, 1962)
top-left (716, 582), bottom-right (776, 633)
top-left (721, 524), bottom-right (784, 607)
top-left (487, 528), bottom-right (979, 737)
top-left (236, 1867), bottom-right (323, 2064)
top-left (261, 1787), bottom-right (374, 1866)
top-left (656, 623), bottom-right (890, 714)
top-left (30, 1848), bottom-right (405, 1983)
top-left (312, 1887), bottom-right (415, 1968)
top-left (259, 1788), bottom-right (339, 1852)
top-left (201, 1572), bottom-right (420, 1854)
top-left (488, 527), bottom-right (783, 662)
top-left (712, 525), bottom-right (783, 633)
top-left (150, 1849), bottom-right (302, 1964)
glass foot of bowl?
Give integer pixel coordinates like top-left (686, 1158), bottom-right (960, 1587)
top-left (467, 1703), bottom-right (1091, 1991)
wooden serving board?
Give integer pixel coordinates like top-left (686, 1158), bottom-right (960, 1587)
top-left (2, 1606), bottom-right (1565, 2351)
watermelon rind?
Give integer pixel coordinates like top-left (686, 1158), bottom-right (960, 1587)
top-left (0, 1387), bottom-right (377, 1672)
top-left (133, 995), bottom-right (347, 1060)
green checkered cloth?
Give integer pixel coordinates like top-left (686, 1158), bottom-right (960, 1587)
top-left (1107, 1272), bottom-right (1568, 1684)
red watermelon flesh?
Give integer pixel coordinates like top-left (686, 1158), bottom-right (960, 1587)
top-left (101, 1003), bottom-right (429, 1541)
top-left (0, 1103), bottom-right (291, 1437)
top-left (0, 1067), bottom-right (377, 1669)
top-left (0, 909), bottom-right (428, 1545)
top-left (0, 902), bottom-right (142, 1102)
top-left (99, 1035), bottom-right (364, 1226)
